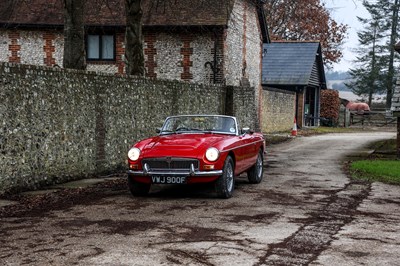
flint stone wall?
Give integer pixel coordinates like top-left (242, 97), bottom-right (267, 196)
top-left (0, 62), bottom-right (257, 194)
top-left (261, 87), bottom-right (296, 133)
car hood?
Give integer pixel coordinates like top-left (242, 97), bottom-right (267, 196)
top-left (141, 133), bottom-right (228, 157)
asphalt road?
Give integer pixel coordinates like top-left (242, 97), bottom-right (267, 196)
top-left (1, 132), bottom-right (399, 265)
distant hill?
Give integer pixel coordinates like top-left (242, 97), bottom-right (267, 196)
top-left (325, 71), bottom-right (386, 103)
top-left (325, 71), bottom-right (349, 80)
top-left (325, 71), bottom-right (352, 91)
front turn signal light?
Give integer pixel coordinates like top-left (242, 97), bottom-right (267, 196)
top-left (203, 165), bottom-right (215, 170)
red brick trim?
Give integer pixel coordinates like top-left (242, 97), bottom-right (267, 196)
top-left (180, 34), bottom-right (193, 81)
top-left (144, 32), bottom-right (157, 78)
top-left (115, 33), bottom-right (125, 74)
top-left (8, 31), bottom-right (21, 63)
top-left (43, 32), bottom-right (56, 66)
top-left (297, 91), bottom-right (305, 127)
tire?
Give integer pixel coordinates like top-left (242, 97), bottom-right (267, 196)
top-left (128, 176), bottom-right (150, 197)
top-left (215, 156), bottom-right (235, 199)
top-left (247, 150), bottom-right (264, 184)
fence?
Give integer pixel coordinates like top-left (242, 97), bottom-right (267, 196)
top-left (339, 107), bottom-right (397, 127)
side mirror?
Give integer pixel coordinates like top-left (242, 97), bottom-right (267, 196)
top-left (241, 127), bottom-right (254, 135)
top-left (156, 128), bottom-right (161, 133)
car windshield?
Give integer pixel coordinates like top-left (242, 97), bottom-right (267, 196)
top-left (160, 115), bottom-right (237, 135)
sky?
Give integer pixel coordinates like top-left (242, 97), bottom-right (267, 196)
top-left (325, 0), bottom-right (371, 73)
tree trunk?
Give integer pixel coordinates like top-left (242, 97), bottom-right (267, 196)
top-left (369, 25), bottom-right (377, 107)
top-left (125, 0), bottom-right (145, 76)
top-left (386, 0), bottom-right (399, 109)
top-left (63, 0), bottom-right (86, 70)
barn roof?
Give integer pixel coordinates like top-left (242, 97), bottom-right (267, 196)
top-left (262, 42), bottom-right (326, 90)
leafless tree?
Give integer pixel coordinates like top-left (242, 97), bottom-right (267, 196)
top-left (125, 0), bottom-right (145, 76)
top-left (63, 0), bottom-right (86, 70)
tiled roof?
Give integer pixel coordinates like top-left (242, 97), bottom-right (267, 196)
top-left (0, 0), bottom-right (65, 26)
top-left (262, 42), bottom-right (325, 87)
top-left (142, 0), bottom-right (234, 26)
top-left (0, 0), bottom-right (234, 27)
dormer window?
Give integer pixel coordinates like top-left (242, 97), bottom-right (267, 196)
top-left (86, 34), bottom-right (115, 61)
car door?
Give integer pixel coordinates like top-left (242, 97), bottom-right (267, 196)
top-left (234, 130), bottom-right (258, 174)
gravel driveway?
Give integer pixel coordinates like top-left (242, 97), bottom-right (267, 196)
top-left (1, 132), bottom-right (399, 265)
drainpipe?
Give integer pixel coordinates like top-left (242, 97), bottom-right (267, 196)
top-left (205, 30), bottom-right (220, 84)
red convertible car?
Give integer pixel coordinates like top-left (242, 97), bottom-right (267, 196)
top-left (127, 115), bottom-right (265, 198)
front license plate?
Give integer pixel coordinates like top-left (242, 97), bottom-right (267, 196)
top-left (151, 176), bottom-right (186, 184)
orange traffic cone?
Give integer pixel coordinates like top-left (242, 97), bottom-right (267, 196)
top-left (291, 118), bottom-right (297, 136)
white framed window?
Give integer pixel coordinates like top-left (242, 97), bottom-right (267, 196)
top-left (87, 34), bottom-right (115, 61)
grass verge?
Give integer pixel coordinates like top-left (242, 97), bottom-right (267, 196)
top-left (349, 139), bottom-right (399, 185)
top-left (350, 160), bottom-right (400, 185)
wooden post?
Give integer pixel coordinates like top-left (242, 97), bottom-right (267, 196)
top-left (388, 42), bottom-right (400, 158)
top-left (393, 42), bottom-right (400, 159)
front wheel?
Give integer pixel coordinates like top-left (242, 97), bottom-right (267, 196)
top-left (247, 150), bottom-right (264, 184)
top-left (128, 177), bottom-right (151, 197)
top-left (215, 156), bottom-right (235, 199)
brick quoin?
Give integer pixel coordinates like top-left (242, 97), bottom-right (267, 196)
top-left (115, 33), bottom-right (125, 74)
top-left (297, 92), bottom-right (305, 127)
top-left (43, 32), bottom-right (56, 66)
top-left (8, 31), bottom-right (21, 63)
top-left (180, 35), bottom-right (193, 81)
top-left (144, 32), bottom-right (157, 78)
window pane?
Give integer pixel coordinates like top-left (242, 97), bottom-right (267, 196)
top-left (102, 35), bottom-right (114, 59)
top-left (87, 35), bottom-right (100, 59)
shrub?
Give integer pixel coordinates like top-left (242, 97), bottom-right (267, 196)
top-left (320, 89), bottom-right (340, 126)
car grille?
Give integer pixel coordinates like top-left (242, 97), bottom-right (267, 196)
top-left (142, 158), bottom-right (199, 170)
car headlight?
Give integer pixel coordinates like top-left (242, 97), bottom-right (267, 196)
top-left (205, 147), bottom-right (219, 162)
top-left (128, 147), bottom-right (141, 161)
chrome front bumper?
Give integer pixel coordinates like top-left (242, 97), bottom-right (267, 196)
top-left (128, 163), bottom-right (223, 177)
